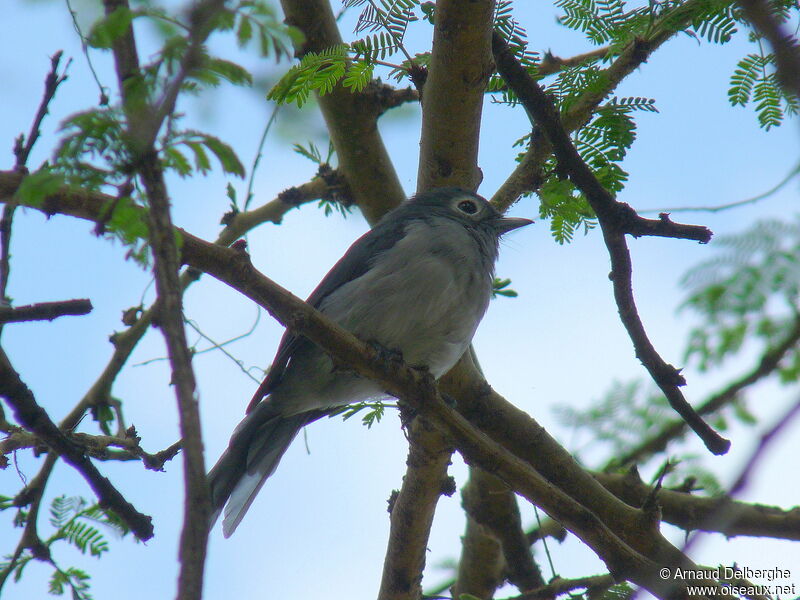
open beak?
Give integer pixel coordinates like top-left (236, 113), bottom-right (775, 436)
top-left (495, 217), bottom-right (534, 235)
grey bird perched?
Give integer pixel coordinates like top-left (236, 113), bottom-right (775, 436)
top-left (208, 187), bottom-right (531, 537)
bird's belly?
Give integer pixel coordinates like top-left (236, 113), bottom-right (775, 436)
top-left (321, 252), bottom-right (491, 378)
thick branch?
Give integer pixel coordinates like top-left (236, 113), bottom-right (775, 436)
top-left (459, 468), bottom-right (543, 594)
top-left (595, 471), bottom-right (800, 540)
top-left (279, 0), bottom-right (405, 224)
top-left (416, 0), bottom-right (496, 191)
top-left (0, 299), bottom-right (92, 324)
top-left (377, 418), bottom-right (454, 600)
top-left (385, 2), bottom-right (497, 593)
top-left (451, 512), bottom-right (505, 600)
top-left (492, 31), bottom-right (728, 457)
top-left (0, 348), bottom-right (153, 540)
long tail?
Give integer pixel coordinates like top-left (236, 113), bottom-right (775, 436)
top-left (208, 406), bottom-right (317, 537)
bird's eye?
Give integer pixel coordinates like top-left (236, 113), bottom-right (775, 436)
top-left (457, 200), bottom-right (478, 215)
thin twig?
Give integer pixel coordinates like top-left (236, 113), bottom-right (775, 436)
top-left (244, 104), bottom-right (280, 211)
top-left (101, 1), bottom-right (225, 597)
top-left (730, 396), bottom-right (800, 496)
top-left (612, 313), bottom-right (800, 467)
top-left (0, 453), bottom-right (57, 593)
top-left (646, 160), bottom-right (800, 214)
top-left (64, 0), bottom-right (110, 104)
top-left (13, 51), bottom-right (70, 170)
top-left (2, 51), bottom-right (70, 338)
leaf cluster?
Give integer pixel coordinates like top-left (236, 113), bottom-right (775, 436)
top-left (729, 52), bottom-right (800, 129)
top-left (1, 496), bottom-right (130, 599)
top-left (536, 95), bottom-right (656, 243)
top-left (489, 2), bottom-right (541, 105)
top-left (681, 218), bottom-right (800, 378)
top-left (553, 379), bottom-right (749, 490)
top-left (329, 399), bottom-right (392, 428)
top-left (269, 0), bottom-right (426, 105)
top-left (492, 277), bottom-right (519, 298)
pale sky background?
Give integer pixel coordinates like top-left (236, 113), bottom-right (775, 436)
top-left (1, 1), bottom-right (800, 599)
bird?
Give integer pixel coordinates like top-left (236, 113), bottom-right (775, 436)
top-left (208, 187), bottom-right (532, 537)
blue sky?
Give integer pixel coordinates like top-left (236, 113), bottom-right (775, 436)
top-left (2, 1), bottom-right (799, 599)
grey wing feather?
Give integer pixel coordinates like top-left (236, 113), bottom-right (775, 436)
top-left (246, 217), bottom-right (409, 412)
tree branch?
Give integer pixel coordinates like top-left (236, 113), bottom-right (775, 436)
top-left (458, 468), bottom-right (544, 595)
top-left (491, 0), bottom-right (730, 212)
top-left (13, 51), bottom-right (70, 171)
top-left (595, 471), bottom-right (800, 541)
top-left (279, 0), bottom-right (406, 225)
top-left (451, 509), bottom-right (505, 600)
top-left (491, 30), bottom-right (728, 457)
top-left (219, 165), bottom-right (349, 242)
top-left (102, 1), bottom-right (224, 597)
top-left (2, 50), bottom-right (70, 339)
top-left (416, 0), bottom-right (496, 192)
top-left (511, 573), bottom-right (616, 600)
top-left (3, 169), bottom-right (729, 598)
top-left (377, 418), bottom-right (454, 600)
top-left (0, 167), bottom-right (340, 434)
top-left (0, 349), bottom-right (154, 540)
top-left (613, 313), bottom-right (800, 467)
top-left (1, 427), bottom-right (181, 471)
top-left (737, 0), bottom-right (800, 99)
top-left (0, 453), bottom-right (58, 593)
top-left (0, 299), bottom-right (92, 324)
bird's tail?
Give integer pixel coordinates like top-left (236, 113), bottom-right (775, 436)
top-left (208, 408), bottom-right (317, 537)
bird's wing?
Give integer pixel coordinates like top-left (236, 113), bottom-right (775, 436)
top-left (246, 218), bottom-right (408, 413)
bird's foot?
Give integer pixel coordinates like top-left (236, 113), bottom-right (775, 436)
top-left (368, 341), bottom-right (406, 367)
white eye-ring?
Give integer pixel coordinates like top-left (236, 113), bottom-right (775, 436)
top-left (457, 199), bottom-right (479, 215)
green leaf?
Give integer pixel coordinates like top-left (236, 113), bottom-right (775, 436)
top-left (343, 60), bottom-right (375, 92)
top-left (14, 169), bottom-right (65, 207)
top-left (200, 134), bottom-right (246, 177)
top-left (88, 6), bottom-right (135, 49)
top-left (268, 45), bottom-right (349, 106)
top-left (236, 13), bottom-right (253, 46)
top-left (492, 277), bottom-right (519, 298)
